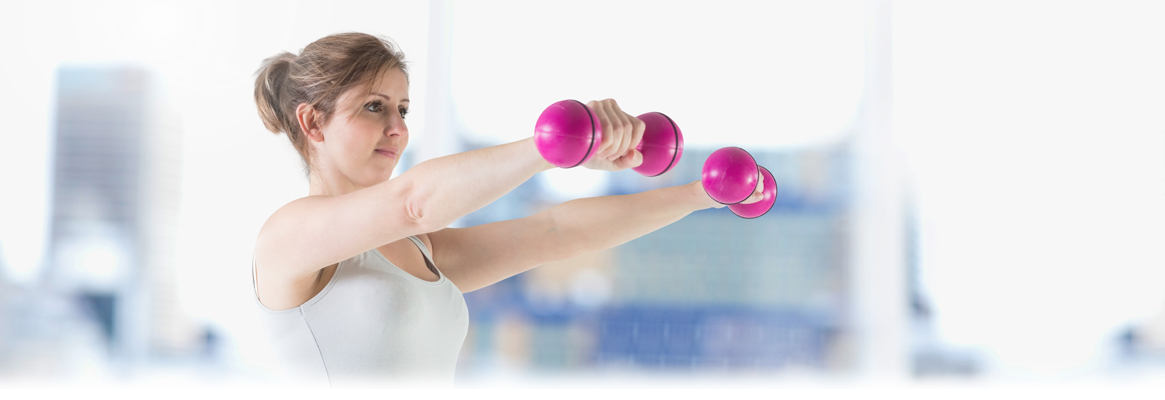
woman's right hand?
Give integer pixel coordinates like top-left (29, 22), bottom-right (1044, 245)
top-left (579, 99), bottom-right (646, 171)
top-left (698, 173), bottom-right (768, 209)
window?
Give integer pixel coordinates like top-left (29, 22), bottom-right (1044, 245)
top-left (450, 0), bottom-right (865, 149)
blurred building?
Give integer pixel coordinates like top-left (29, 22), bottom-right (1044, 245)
top-left (0, 67), bottom-right (199, 379)
top-left (1119, 307), bottom-right (1165, 366)
top-left (454, 143), bottom-right (857, 376)
top-left (904, 196), bottom-right (981, 377)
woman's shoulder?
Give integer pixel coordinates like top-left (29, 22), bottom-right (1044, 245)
top-left (258, 195), bottom-right (323, 234)
top-left (252, 195), bottom-right (343, 284)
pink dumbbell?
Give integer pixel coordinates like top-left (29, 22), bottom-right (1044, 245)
top-left (701, 147), bottom-right (778, 219)
top-left (534, 99), bottom-right (684, 177)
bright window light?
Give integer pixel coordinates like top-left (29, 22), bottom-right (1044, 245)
top-left (896, 1), bottom-right (1165, 375)
top-left (539, 167), bottom-right (611, 202)
top-left (450, 0), bottom-right (865, 149)
top-left (81, 245), bottom-right (120, 280)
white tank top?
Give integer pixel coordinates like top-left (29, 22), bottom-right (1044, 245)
top-left (252, 236), bottom-right (469, 385)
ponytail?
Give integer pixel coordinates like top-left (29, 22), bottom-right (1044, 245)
top-left (254, 52), bottom-right (297, 136)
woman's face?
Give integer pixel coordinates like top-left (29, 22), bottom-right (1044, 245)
top-left (317, 67), bottom-right (410, 189)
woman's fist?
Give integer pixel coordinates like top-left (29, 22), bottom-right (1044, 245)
top-left (703, 172), bottom-right (767, 209)
top-left (580, 99), bottom-right (645, 171)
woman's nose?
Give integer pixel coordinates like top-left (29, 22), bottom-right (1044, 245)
top-left (386, 118), bottom-right (407, 137)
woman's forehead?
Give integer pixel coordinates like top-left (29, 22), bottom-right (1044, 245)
top-left (370, 68), bottom-right (409, 95)
top-left (340, 69), bottom-right (408, 103)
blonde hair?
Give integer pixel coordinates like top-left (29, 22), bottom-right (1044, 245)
top-left (253, 32), bottom-right (409, 172)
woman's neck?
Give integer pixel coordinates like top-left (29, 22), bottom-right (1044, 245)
top-left (307, 171), bottom-right (364, 196)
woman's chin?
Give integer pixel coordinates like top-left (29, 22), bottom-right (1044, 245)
top-left (374, 163), bottom-right (396, 180)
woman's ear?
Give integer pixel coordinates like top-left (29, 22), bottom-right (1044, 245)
top-left (296, 103), bottom-right (325, 143)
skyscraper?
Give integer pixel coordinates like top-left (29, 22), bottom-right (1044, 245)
top-left (46, 66), bottom-right (193, 365)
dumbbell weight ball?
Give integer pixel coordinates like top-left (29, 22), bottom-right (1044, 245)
top-left (701, 146), bottom-right (778, 219)
top-left (631, 112), bottom-right (684, 177)
top-left (534, 100), bottom-right (602, 168)
top-left (534, 100), bottom-right (683, 176)
top-left (729, 166), bottom-right (776, 219)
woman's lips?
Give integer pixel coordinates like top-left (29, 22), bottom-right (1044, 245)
top-left (375, 149), bottom-right (398, 158)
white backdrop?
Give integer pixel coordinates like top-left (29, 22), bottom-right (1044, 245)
top-left (895, 0), bottom-right (1165, 376)
top-left (0, 0), bottom-right (1164, 382)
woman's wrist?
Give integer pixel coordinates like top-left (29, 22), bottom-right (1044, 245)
top-left (524, 137), bottom-right (556, 172)
top-left (685, 180), bottom-right (722, 211)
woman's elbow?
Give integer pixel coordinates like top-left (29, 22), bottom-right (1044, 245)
top-left (400, 190), bottom-right (448, 233)
top-left (385, 176), bottom-right (442, 233)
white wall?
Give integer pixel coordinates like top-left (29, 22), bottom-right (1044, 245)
top-left (895, 0), bottom-right (1165, 376)
top-left (3, 0), bottom-right (1163, 382)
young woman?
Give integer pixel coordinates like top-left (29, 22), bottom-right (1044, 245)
top-left (251, 32), bottom-right (763, 385)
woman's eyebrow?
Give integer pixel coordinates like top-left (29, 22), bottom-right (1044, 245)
top-left (371, 92), bottom-right (409, 103)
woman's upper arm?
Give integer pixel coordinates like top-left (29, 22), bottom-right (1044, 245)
top-left (426, 211), bottom-right (562, 293)
top-left (254, 177), bottom-right (431, 284)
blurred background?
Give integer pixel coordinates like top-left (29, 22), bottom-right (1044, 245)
top-left (1, 0), bottom-right (1164, 391)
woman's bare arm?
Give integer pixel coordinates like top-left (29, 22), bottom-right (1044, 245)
top-left (431, 181), bottom-right (724, 292)
top-left (255, 137), bottom-right (552, 292)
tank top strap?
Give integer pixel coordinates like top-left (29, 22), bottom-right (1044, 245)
top-left (251, 254), bottom-right (259, 297)
top-left (405, 235), bottom-right (435, 265)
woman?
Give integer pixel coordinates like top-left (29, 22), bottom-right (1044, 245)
top-left (251, 32), bottom-right (763, 385)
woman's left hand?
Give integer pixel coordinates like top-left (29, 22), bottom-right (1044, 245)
top-left (580, 99), bottom-right (645, 171)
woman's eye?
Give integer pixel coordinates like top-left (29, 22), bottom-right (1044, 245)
top-left (399, 107), bottom-right (409, 119)
top-left (365, 101), bottom-right (383, 113)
